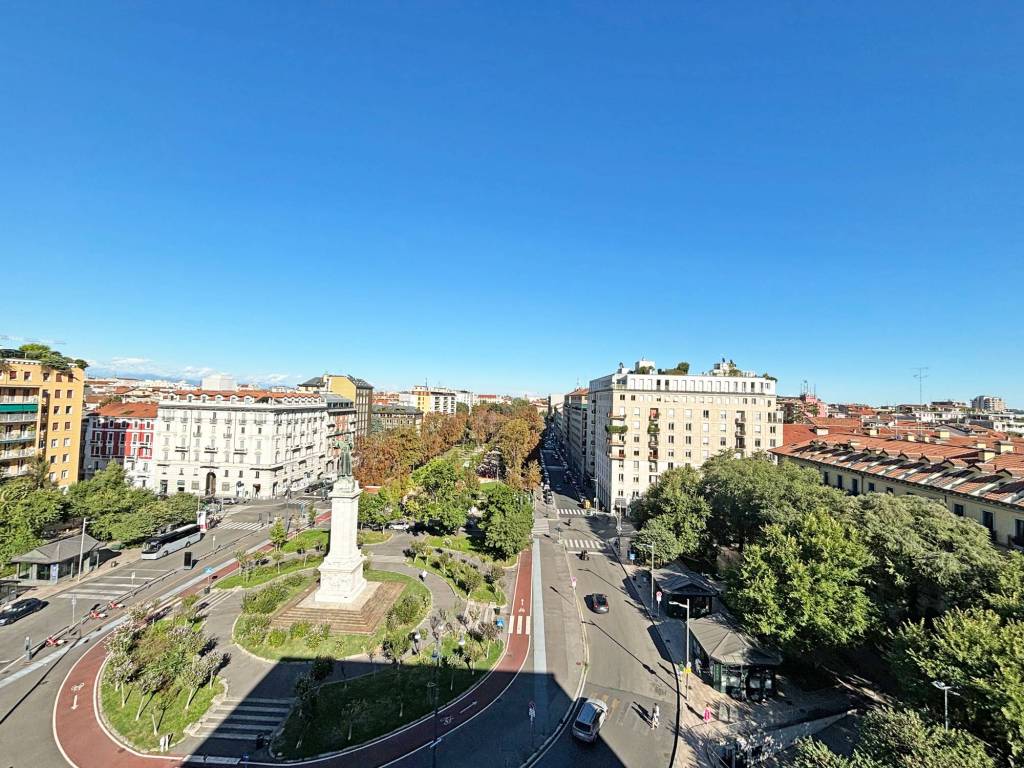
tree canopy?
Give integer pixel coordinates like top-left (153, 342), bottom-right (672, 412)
top-left (480, 483), bottom-right (532, 559)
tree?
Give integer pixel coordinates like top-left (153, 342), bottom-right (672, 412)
top-left (182, 654), bottom-right (211, 709)
top-left (890, 607), bottom-right (1024, 761)
top-left (495, 418), bottom-right (536, 488)
top-left (727, 507), bottom-right (873, 652)
top-left (793, 707), bottom-right (995, 768)
top-left (270, 549), bottom-right (283, 573)
top-left (461, 638), bottom-right (486, 674)
top-left (341, 696), bottom-right (368, 741)
top-left (700, 453), bottom-right (849, 551)
top-left (135, 664), bottom-right (168, 721)
top-left (482, 507), bottom-right (531, 560)
top-left (359, 491), bottom-right (393, 530)
top-left (632, 517), bottom-right (684, 566)
top-left (988, 551), bottom-right (1024, 623)
top-left (658, 361), bottom-right (690, 375)
top-left (0, 479), bottom-right (66, 566)
top-left (524, 461), bottom-right (542, 490)
top-left (108, 652), bottom-right (138, 708)
top-left (269, 519), bottom-right (287, 550)
top-left (629, 467), bottom-right (710, 556)
top-left (844, 494), bottom-right (1002, 624)
top-left (460, 566), bottom-right (483, 596)
top-left (233, 549), bottom-right (251, 582)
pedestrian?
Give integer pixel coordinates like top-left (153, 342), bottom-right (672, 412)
top-left (652, 703), bottom-right (660, 730)
top-left (420, 570), bottom-right (427, 582)
top-left (703, 705), bottom-right (713, 723)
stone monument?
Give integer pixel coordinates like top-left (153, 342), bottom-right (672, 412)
top-left (313, 443), bottom-right (371, 606)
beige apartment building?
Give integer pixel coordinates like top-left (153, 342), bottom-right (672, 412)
top-left (0, 357), bottom-right (85, 487)
top-left (563, 388), bottom-right (591, 488)
top-left (589, 359), bottom-right (782, 513)
top-left (772, 423), bottom-right (1024, 551)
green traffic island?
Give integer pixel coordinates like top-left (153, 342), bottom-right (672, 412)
top-left (406, 545), bottom-right (507, 605)
top-left (421, 533), bottom-right (516, 567)
top-left (233, 570), bottom-right (431, 662)
top-left (98, 597), bottom-right (226, 752)
top-left (274, 634), bottom-right (504, 759)
top-left (215, 553), bottom-right (325, 590)
top-left (356, 529), bottom-right (393, 547)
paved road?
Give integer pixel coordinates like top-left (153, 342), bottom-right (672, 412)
top-left (534, 441), bottom-right (680, 768)
top-left (0, 501), bottom-right (317, 767)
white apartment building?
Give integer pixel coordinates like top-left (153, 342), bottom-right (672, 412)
top-left (398, 386), bottom-right (458, 415)
top-left (589, 359), bottom-right (782, 512)
top-left (972, 395), bottom-right (1007, 413)
top-left (154, 390), bottom-right (328, 499)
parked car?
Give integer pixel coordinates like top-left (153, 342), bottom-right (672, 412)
top-left (572, 698), bottom-right (609, 742)
top-left (0, 598), bottom-right (45, 626)
top-left (590, 593), bottom-right (609, 613)
top-left (389, 520), bottom-right (413, 531)
top-left (219, 497), bottom-right (240, 505)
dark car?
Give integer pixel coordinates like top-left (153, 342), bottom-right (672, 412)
top-left (0, 598), bottom-right (45, 626)
top-left (590, 594), bottom-right (609, 614)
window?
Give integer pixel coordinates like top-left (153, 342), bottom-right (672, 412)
top-left (886, 487), bottom-right (894, 494)
top-left (62, 453), bottom-right (69, 463)
top-left (823, 471), bottom-right (830, 485)
top-left (868, 482), bottom-right (876, 492)
top-left (982, 510), bottom-right (994, 532)
top-left (54, 389), bottom-right (61, 398)
top-left (851, 478), bottom-right (859, 494)
top-left (953, 503), bottom-right (964, 517)
top-left (50, 439), bottom-right (57, 448)
top-left (66, 389), bottom-right (73, 398)
top-left (837, 475), bottom-right (844, 490)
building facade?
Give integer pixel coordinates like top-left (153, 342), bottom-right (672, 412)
top-left (972, 395), bottom-right (1007, 413)
top-left (300, 374), bottom-right (374, 440)
top-left (589, 359), bottom-right (782, 512)
top-left (0, 358), bottom-right (85, 487)
top-left (324, 394), bottom-right (357, 475)
top-left (772, 424), bottom-right (1024, 551)
top-left (372, 404), bottom-right (424, 432)
top-left (398, 386), bottom-right (458, 415)
top-left (154, 390), bottom-right (328, 499)
top-left (83, 402), bottom-right (157, 487)
top-left (563, 388), bottom-right (590, 487)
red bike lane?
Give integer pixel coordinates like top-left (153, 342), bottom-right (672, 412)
top-left (53, 541), bottom-right (533, 768)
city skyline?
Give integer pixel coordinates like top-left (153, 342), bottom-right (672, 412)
top-left (3, 3), bottom-right (1022, 403)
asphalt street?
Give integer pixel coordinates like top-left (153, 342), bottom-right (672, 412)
top-left (0, 500), bottom-right (314, 768)
top-left (534, 441), bottom-right (679, 768)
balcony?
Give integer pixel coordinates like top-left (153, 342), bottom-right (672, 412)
top-left (647, 423), bottom-right (660, 435)
top-left (648, 450), bottom-right (659, 461)
top-left (649, 408), bottom-right (660, 420)
top-left (0, 396), bottom-right (39, 405)
top-left (204, 445), bottom-right (217, 452)
top-left (609, 435), bottom-right (625, 447)
top-left (0, 411), bottom-right (36, 423)
top-left (0, 431), bottom-right (36, 444)
top-left (0, 466), bottom-right (30, 480)
top-left (0, 448), bottom-right (36, 460)
top-left (605, 424), bottom-right (628, 435)
top-left (609, 450), bottom-right (625, 461)
top-left (608, 412), bottom-right (626, 420)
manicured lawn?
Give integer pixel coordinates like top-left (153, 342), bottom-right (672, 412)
top-left (282, 529), bottom-right (328, 554)
top-left (275, 638), bottom-right (503, 758)
top-left (234, 570), bottom-right (430, 662)
top-left (215, 555), bottom-right (323, 589)
top-left (357, 529), bottom-right (392, 546)
top-left (408, 553), bottom-right (506, 605)
top-left (423, 533), bottom-right (515, 567)
top-left (100, 671), bottom-right (223, 751)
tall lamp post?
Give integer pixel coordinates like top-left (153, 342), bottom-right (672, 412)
top-left (648, 543), bottom-right (656, 610)
top-left (76, 518), bottom-right (89, 581)
top-left (932, 680), bottom-right (959, 731)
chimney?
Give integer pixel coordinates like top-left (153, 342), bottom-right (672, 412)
top-left (866, 426), bottom-right (879, 436)
top-left (974, 441), bottom-right (987, 449)
top-left (813, 426), bottom-right (829, 436)
top-left (997, 440), bottom-right (1014, 455)
top-left (936, 428), bottom-right (950, 440)
top-left (905, 434), bottom-right (916, 442)
top-left (848, 440), bottom-right (861, 450)
top-left (978, 448), bottom-right (996, 462)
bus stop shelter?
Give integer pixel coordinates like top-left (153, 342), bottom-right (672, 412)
top-left (651, 562), bottom-right (719, 619)
top-left (688, 612), bottom-right (783, 701)
top-left (10, 533), bottom-right (102, 584)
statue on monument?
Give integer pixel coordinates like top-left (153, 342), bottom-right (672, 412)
top-left (338, 441), bottom-right (352, 479)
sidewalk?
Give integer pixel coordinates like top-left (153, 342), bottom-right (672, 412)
top-left (12, 546), bottom-right (144, 602)
top-left (622, 562), bottom-right (855, 767)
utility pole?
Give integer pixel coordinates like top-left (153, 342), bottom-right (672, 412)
top-left (913, 366), bottom-right (930, 405)
top-left (76, 518), bottom-right (89, 581)
top-left (649, 543), bottom-right (655, 610)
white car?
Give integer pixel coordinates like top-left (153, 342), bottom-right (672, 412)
top-left (389, 520), bottom-right (412, 531)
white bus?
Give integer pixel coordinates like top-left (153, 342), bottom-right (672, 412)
top-left (141, 524), bottom-right (203, 560)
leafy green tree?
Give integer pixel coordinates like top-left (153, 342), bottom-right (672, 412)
top-left (0, 480), bottom-right (66, 566)
top-left (358, 492), bottom-right (392, 530)
top-left (269, 519), bottom-right (287, 549)
top-left (632, 517), bottom-right (684, 566)
top-left (890, 607), bottom-right (1024, 761)
top-left (630, 466), bottom-right (710, 556)
top-left (701, 453), bottom-right (849, 551)
top-left (728, 507), bottom-right (873, 651)
top-left (480, 483), bottom-right (532, 559)
top-left (988, 551), bottom-right (1024, 623)
top-left (845, 494), bottom-right (1002, 624)
top-left (793, 707), bottom-right (994, 768)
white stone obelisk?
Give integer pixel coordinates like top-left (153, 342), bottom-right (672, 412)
top-left (313, 450), bottom-right (368, 606)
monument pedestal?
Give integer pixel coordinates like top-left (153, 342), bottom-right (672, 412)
top-left (313, 475), bottom-right (368, 607)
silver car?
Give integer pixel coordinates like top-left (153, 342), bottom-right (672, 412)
top-left (571, 698), bottom-right (608, 742)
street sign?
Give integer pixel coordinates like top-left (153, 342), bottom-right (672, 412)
top-left (656, 591), bottom-right (662, 603)
top-left (629, 552), bottom-right (636, 562)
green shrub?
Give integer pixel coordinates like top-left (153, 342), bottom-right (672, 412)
top-left (290, 620), bottom-right (312, 640)
top-left (392, 592), bottom-right (425, 625)
top-left (236, 615), bottom-right (271, 645)
top-left (310, 655), bottom-right (333, 681)
top-left (267, 628), bottom-right (287, 647)
top-left (241, 582), bottom-right (290, 615)
top-left (305, 623), bottom-right (330, 651)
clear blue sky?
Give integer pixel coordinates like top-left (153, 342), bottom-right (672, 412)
top-left (2, 2), bottom-right (1021, 404)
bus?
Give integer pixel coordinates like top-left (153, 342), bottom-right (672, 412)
top-left (141, 524), bottom-right (203, 560)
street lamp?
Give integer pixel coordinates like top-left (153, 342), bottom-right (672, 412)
top-left (932, 680), bottom-right (959, 731)
top-left (648, 543), bottom-right (656, 610)
top-left (429, 644), bottom-right (442, 768)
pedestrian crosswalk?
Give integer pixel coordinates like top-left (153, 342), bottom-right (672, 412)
top-left (507, 613), bottom-right (531, 636)
top-left (531, 518), bottom-right (550, 537)
top-left (561, 538), bottom-right (607, 551)
top-left (557, 508), bottom-right (587, 515)
top-left (191, 696), bottom-right (293, 742)
top-left (56, 568), bottom-right (162, 603)
top-left (216, 520), bottom-right (263, 531)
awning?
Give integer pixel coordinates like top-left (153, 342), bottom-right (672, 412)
top-left (689, 612), bottom-right (783, 667)
top-left (11, 534), bottom-right (102, 565)
top-left (652, 562), bottom-right (719, 598)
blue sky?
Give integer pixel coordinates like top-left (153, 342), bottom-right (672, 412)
top-left (1, 2), bottom-right (1021, 404)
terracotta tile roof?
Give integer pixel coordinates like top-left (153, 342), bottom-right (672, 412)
top-left (94, 403), bottom-right (158, 419)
